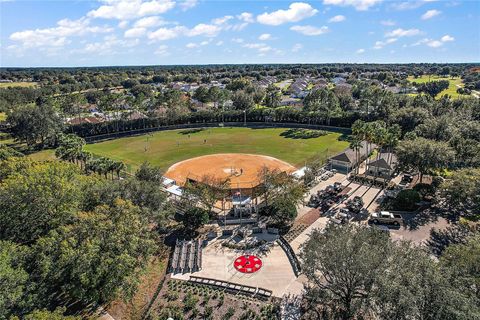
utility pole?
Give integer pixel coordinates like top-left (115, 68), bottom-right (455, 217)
top-left (243, 109), bottom-right (247, 126)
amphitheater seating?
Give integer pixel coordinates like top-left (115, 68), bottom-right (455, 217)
top-left (169, 239), bottom-right (203, 274)
top-left (277, 236), bottom-right (302, 277)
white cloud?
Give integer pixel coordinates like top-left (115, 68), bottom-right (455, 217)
top-left (421, 9), bottom-right (441, 20)
top-left (385, 28), bottom-right (421, 37)
top-left (391, 0), bottom-right (436, 11)
top-left (356, 48), bottom-right (365, 53)
top-left (186, 40), bottom-right (212, 48)
top-left (179, 0), bottom-right (198, 11)
top-left (134, 16), bottom-right (167, 28)
top-left (426, 40), bottom-right (443, 48)
top-left (380, 20), bottom-right (396, 26)
top-left (148, 26), bottom-right (187, 41)
top-left (257, 2), bottom-right (318, 26)
top-left (118, 21), bottom-right (129, 29)
top-left (441, 34), bottom-right (454, 42)
top-left (328, 15), bottom-right (346, 23)
top-left (212, 15), bottom-right (234, 25)
top-left (155, 44), bottom-right (169, 55)
top-left (88, 0), bottom-right (176, 20)
top-left (258, 33), bottom-right (272, 40)
top-left (231, 37), bottom-right (244, 43)
top-left (216, 40), bottom-right (223, 46)
top-left (82, 35), bottom-right (139, 55)
top-left (124, 27), bottom-right (146, 38)
top-left (187, 23), bottom-right (221, 37)
top-left (147, 23), bottom-right (221, 41)
top-left (290, 25), bottom-right (329, 36)
top-left (323, 0), bottom-right (383, 11)
top-left (9, 17), bottom-right (113, 48)
top-left (409, 34), bottom-right (454, 48)
top-left (373, 37), bottom-right (397, 49)
top-left (292, 43), bottom-right (303, 52)
top-left (243, 42), bottom-right (272, 53)
top-left (237, 12), bottom-right (254, 23)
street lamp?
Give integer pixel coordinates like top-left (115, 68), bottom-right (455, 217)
top-left (243, 109), bottom-right (247, 126)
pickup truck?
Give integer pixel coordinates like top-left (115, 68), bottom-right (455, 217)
top-left (369, 211), bottom-right (403, 226)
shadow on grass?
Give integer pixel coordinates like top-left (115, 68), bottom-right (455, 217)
top-left (178, 128), bottom-right (205, 135)
top-left (338, 133), bottom-right (351, 142)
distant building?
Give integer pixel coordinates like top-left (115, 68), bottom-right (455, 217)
top-left (256, 76), bottom-right (277, 88)
top-left (67, 116), bottom-right (104, 125)
top-left (280, 97), bottom-right (303, 107)
top-left (289, 77), bottom-right (310, 98)
top-left (332, 77), bottom-right (346, 85)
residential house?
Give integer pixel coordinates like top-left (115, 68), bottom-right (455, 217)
top-left (280, 97), bottom-right (303, 107)
top-left (67, 116), bottom-right (104, 125)
top-left (332, 77), bottom-right (346, 85)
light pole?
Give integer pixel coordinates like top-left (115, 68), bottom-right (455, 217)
top-left (243, 109), bottom-right (246, 126)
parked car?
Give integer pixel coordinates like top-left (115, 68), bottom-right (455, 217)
top-left (401, 173), bottom-right (414, 183)
top-left (369, 211), bottom-right (403, 226)
top-left (345, 196), bottom-right (364, 213)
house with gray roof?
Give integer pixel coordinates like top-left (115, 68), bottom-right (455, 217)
top-left (366, 153), bottom-right (398, 178)
top-left (329, 141), bottom-right (369, 173)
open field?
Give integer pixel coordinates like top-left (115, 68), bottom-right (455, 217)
top-left (407, 75), bottom-right (464, 98)
top-left (0, 82), bottom-right (37, 88)
top-left (84, 127), bottom-right (349, 172)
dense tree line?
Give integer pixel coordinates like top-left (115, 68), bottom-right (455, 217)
top-left (300, 224), bottom-right (480, 320)
top-left (0, 153), bottom-right (169, 318)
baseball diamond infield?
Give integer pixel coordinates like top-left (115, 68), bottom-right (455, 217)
top-left (164, 153), bottom-right (296, 190)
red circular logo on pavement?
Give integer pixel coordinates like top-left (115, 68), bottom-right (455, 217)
top-left (233, 255), bottom-right (263, 273)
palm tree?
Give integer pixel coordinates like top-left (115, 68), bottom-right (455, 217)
top-left (113, 161), bottom-right (125, 179)
top-left (372, 124), bottom-right (387, 178)
top-left (349, 138), bottom-right (362, 175)
top-left (384, 125), bottom-right (401, 169)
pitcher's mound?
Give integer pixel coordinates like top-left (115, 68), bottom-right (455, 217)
top-left (164, 153), bottom-right (296, 189)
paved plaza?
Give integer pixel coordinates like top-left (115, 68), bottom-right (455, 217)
top-left (171, 236), bottom-right (305, 297)
top-left (170, 169), bottom-right (447, 299)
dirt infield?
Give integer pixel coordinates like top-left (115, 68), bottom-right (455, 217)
top-left (164, 153), bottom-right (296, 189)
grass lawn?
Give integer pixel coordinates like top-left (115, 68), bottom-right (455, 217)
top-left (407, 75), bottom-right (465, 98)
top-left (0, 82), bottom-right (37, 88)
top-left (27, 149), bottom-right (56, 161)
top-left (84, 127), bottom-right (349, 172)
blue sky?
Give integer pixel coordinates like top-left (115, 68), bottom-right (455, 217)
top-left (1, 0), bottom-right (479, 67)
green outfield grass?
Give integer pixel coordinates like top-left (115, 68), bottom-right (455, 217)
top-left (407, 75), bottom-right (464, 98)
top-left (27, 149), bottom-right (56, 161)
top-left (0, 82), bottom-right (37, 88)
top-left (84, 127), bottom-right (350, 172)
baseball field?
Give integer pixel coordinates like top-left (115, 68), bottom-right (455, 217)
top-left (83, 127), bottom-right (350, 172)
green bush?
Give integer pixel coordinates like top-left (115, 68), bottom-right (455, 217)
top-left (394, 189), bottom-right (421, 211)
top-left (413, 183), bottom-right (436, 199)
top-left (280, 128), bottom-right (328, 139)
top-left (223, 307), bottom-right (236, 320)
top-left (204, 306), bottom-right (213, 319)
top-left (183, 292), bottom-right (199, 311)
top-left (164, 290), bottom-right (179, 301)
top-left (239, 309), bottom-right (257, 320)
